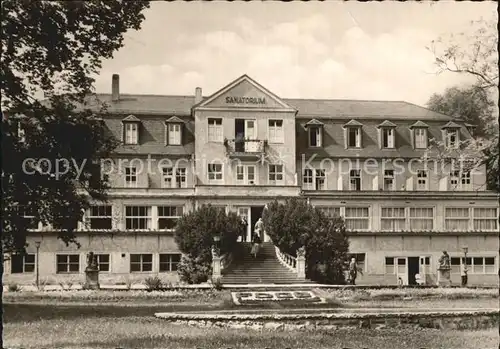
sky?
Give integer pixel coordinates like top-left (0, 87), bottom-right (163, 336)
top-left (93, 1), bottom-right (497, 106)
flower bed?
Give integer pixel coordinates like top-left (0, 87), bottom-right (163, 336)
top-left (231, 291), bottom-right (325, 306)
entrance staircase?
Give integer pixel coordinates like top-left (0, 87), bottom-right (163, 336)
top-left (221, 242), bottom-right (313, 284)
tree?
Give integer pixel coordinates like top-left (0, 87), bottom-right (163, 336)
top-left (263, 198), bottom-right (350, 284)
top-left (1, 1), bottom-right (150, 253)
top-left (427, 85), bottom-right (495, 138)
top-left (426, 18), bottom-right (499, 192)
top-left (428, 18), bottom-right (498, 90)
top-left (174, 205), bottom-right (243, 284)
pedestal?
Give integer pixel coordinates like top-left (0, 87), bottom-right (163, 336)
top-left (84, 269), bottom-right (100, 290)
top-left (437, 267), bottom-right (452, 287)
top-left (212, 256), bottom-right (222, 281)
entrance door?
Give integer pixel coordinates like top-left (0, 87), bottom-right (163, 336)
top-left (250, 206), bottom-right (270, 242)
top-left (419, 256), bottom-right (429, 285)
top-left (244, 120), bottom-right (257, 152)
top-left (237, 207), bottom-right (251, 242)
top-left (396, 257), bottom-right (408, 285)
top-left (408, 257), bottom-right (420, 285)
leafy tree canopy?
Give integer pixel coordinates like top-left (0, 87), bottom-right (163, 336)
top-left (263, 198), bottom-right (350, 284)
top-left (1, 1), bottom-right (150, 253)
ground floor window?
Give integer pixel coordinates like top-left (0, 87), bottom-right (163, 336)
top-left (159, 253), bottom-right (181, 272)
top-left (384, 257), bottom-right (407, 275)
top-left (96, 254), bottom-right (110, 272)
top-left (11, 253), bottom-right (35, 273)
top-left (451, 256), bottom-right (496, 274)
top-left (317, 206), bottom-right (341, 219)
top-left (56, 254), bottom-right (80, 273)
top-left (130, 253), bottom-right (153, 272)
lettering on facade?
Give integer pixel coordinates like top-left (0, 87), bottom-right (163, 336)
top-left (225, 96), bottom-right (266, 105)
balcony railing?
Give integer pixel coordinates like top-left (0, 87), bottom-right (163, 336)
top-left (224, 139), bottom-right (267, 158)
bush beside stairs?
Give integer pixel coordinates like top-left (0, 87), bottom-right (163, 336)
top-left (220, 242), bottom-right (313, 284)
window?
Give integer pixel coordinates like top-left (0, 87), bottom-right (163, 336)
top-left (414, 128), bottom-right (427, 149)
top-left (125, 166), bottom-right (138, 187)
top-left (18, 206), bottom-right (38, 230)
top-left (445, 208), bottom-right (470, 231)
top-left (124, 123), bottom-right (138, 144)
top-left (208, 118), bottom-right (223, 142)
top-left (345, 207), bottom-right (369, 231)
top-left (460, 171), bottom-right (471, 190)
top-left (303, 168), bottom-right (326, 190)
top-left (87, 205), bottom-right (112, 230)
top-left (450, 170), bottom-right (460, 188)
top-left (56, 254), bottom-right (80, 273)
top-left (269, 120), bottom-right (284, 143)
top-left (383, 170), bottom-right (395, 191)
top-left (125, 206), bottom-right (152, 230)
top-left (385, 257), bottom-right (395, 274)
top-left (11, 254), bottom-right (35, 273)
top-left (167, 123), bottom-right (181, 145)
top-left (473, 208), bottom-right (498, 231)
top-left (158, 206), bottom-right (183, 231)
top-left (268, 164), bottom-right (284, 185)
top-left (445, 129), bottom-right (459, 148)
top-left (159, 253), bottom-right (181, 272)
top-left (349, 169), bottom-right (361, 191)
top-left (409, 207), bottom-right (433, 231)
top-left (96, 254), bottom-right (110, 272)
top-left (236, 165), bottom-right (256, 185)
top-left (347, 127), bottom-right (361, 148)
top-left (381, 207), bottom-right (406, 231)
top-left (381, 128), bottom-right (395, 148)
top-left (162, 167), bottom-right (187, 188)
top-left (451, 257), bottom-right (496, 274)
top-left (308, 127), bottom-right (322, 147)
top-left (318, 207), bottom-right (341, 219)
top-left (130, 254), bottom-right (152, 272)
top-left (208, 163), bottom-right (223, 181)
top-left (416, 170), bottom-right (428, 191)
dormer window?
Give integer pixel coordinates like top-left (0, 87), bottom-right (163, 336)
top-left (165, 116), bottom-right (184, 146)
top-left (122, 115), bottom-right (141, 145)
top-left (409, 121), bottom-right (429, 149)
top-left (441, 121), bottom-right (461, 149)
top-left (377, 120), bottom-right (396, 149)
top-left (343, 120), bottom-right (362, 148)
top-left (305, 119), bottom-right (324, 148)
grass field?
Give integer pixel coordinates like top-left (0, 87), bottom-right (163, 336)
top-left (3, 304), bottom-right (499, 349)
top-left (3, 288), bottom-right (498, 348)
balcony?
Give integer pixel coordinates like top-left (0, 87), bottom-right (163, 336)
top-left (224, 139), bottom-right (267, 160)
top-left (195, 184), bottom-right (300, 198)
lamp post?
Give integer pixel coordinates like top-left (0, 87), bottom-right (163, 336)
top-left (34, 241), bottom-right (41, 289)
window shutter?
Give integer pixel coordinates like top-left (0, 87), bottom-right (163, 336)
top-left (343, 128), bottom-right (348, 149)
top-left (441, 129), bottom-right (447, 147)
top-left (377, 128), bottom-right (382, 149)
top-left (164, 124), bottom-right (168, 145)
top-left (358, 127), bottom-right (363, 148)
top-left (121, 123), bottom-right (124, 143)
top-left (410, 129), bottom-right (415, 149)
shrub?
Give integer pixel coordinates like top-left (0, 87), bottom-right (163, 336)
top-left (263, 198), bottom-right (350, 284)
top-left (174, 204), bottom-right (243, 284)
top-left (144, 276), bottom-right (163, 291)
top-left (8, 283), bottom-right (20, 292)
top-left (177, 255), bottom-right (212, 284)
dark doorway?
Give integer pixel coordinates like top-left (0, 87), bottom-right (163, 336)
top-left (251, 206), bottom-right (265, 239)
top-left (235, 119), bottom-right (245, 152)
top-left (408, 257), bottom-right (420, 285)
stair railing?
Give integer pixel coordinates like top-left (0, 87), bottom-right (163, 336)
top-left (275, 246), bottom-right (297, 272)
top-left (220, 252), bottom-right (232, 272)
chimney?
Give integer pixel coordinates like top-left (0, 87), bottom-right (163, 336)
top-left (112, 74), bottom-right (120, 102)
top-left (195, 87), bottom-right (202, 104)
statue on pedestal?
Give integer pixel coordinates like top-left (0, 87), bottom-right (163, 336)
top-left (437, 251), bottom-right (451, 286)
top-left (297, 246), bottom-right (306, 258)
top-left (438, 251), bottom-right (451, 269)
top-left (84, 251), bottom-right (100, 290)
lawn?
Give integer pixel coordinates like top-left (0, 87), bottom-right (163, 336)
top-left (3, 307), bottom-right (499, 349)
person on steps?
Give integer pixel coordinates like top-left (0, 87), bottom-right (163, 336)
top-left (251, 232), bottom-right (261, 258)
